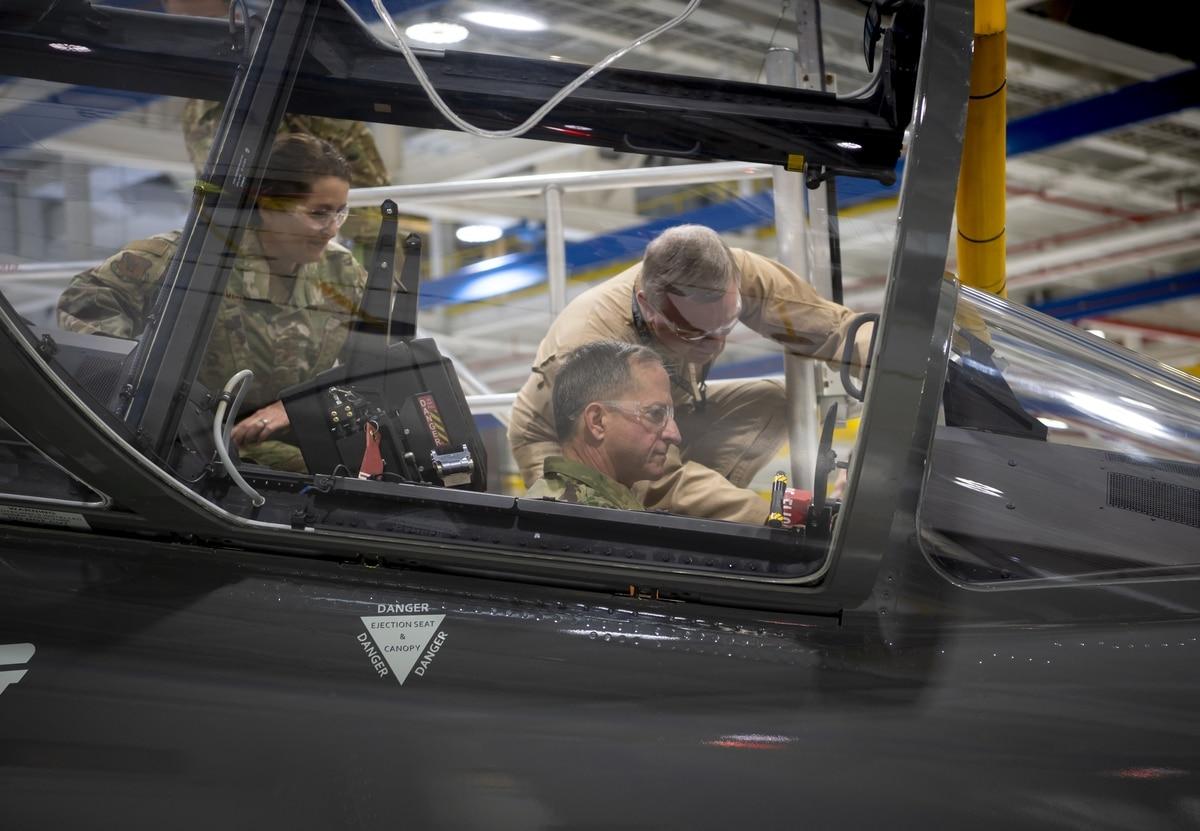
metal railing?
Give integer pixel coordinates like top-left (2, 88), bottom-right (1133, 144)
top-left (349, 160), bottom-right (775, 320)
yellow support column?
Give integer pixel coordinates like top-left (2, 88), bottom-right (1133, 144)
top-left (956, 0), bottom-right (1007, 297)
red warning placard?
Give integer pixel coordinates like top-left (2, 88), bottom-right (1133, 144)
top-left (417, 393), bottom-right (451, 450)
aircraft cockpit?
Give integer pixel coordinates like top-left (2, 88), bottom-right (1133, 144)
top-left (8, 3), bottom-right (1200, 823)
top-left (1, 0), bottom-right (1198, 617)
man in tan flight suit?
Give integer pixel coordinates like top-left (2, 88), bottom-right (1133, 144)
top-left (510, 224), bottom-right (874, 525)
top-left (526, 341), bottom-right (683, 511)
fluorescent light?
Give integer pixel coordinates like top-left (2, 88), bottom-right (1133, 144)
top-left (836, 141), bottom-right (863, 150)
top-left (461, 10), bottom-right (546, 31)
top-left (49, 43), bottom-right (91, 53)
top-left (456, 224), bottom-right (503, 244)
top-left (1086, 328), bottom-right (1106, 339)
top-left (456, 268), bottom-right (542, 302)
top-left (405, 22), bottom-right (469, 44)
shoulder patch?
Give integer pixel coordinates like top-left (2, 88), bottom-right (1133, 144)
top-left (315, 280), bottom-right (360, 314)
top-left (124, 232), bottom-right (180, 259)
top-left (110, 251), bottom-right (153, 281)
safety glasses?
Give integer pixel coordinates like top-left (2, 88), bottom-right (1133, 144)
top-left (291, 204), bottom-right (350, 229)
top-left (642, 292), bottom-right (742, 342)
top-left (600, 400), bottom-right (675, 432)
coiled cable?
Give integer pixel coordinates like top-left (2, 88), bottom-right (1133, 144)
top-left (213, 369), bottom-right (266, 507)
top-left (368, 0), bottom-right (704, 140)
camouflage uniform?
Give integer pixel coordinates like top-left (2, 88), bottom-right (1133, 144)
top-left (181, 100), bottom-right (390, 244)
top-left (524, 456), bottom-right (645, 511)
top-left (510, 248), bottom-right (875, 524)
top-left (57, 230), bottom-right (368, 472)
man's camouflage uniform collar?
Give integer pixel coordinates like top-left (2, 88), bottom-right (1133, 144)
top-left (543, 456), bottom-right (644, 511)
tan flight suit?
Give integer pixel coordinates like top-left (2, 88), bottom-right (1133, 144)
top-left (525, 456), bottom-right (645, 511)
top-left (181, 100), bottom-right (391, 244)
top-left (509, 248), bottom-right (873, 524)
top-left (57, 229), bottom-right (368, 472)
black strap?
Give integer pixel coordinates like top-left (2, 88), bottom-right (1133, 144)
top-left (696, 364), bottom-right (709, 413)
top-left (630, 288), bottom-right (652, 343)
top-left (631, 288), bottom-right (707, 412)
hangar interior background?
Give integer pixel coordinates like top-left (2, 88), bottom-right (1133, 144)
top-left (1, 0), bottom-right (1197, 491)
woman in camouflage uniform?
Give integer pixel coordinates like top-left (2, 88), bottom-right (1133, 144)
top-left (57, 134), bottom-right (368, 472)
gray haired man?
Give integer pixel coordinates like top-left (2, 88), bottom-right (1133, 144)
top-left (511, 224), bottom-right (872, 524)
top-left (526, 341), bottom-right (683, 510)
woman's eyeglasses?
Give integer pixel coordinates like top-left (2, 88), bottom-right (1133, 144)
top-left (292, 205), bottom-right (350, 229)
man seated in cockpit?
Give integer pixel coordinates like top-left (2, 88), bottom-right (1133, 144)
top-left (526, 341), bottom-right (682, 511)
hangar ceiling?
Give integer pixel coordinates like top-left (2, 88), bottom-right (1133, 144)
top-left (2, 0), bottom-right (1198, 394)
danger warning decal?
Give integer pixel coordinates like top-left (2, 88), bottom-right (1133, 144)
top-left (416, 393), bottom-right (452, 450)
top-left (357, 604), bottom-right (448, 685)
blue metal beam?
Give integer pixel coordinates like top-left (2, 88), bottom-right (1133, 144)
top-left (0, 87), bottom-right (159, 156)
top-left (1032, 267), bottom-right (1200, 320)
top-left (706, 267), bottom-right (1200, 382)
top-left (1007, 66), bottom-right (1200, 156)
top-left (421, 175), bottom-right (906, 310)
top-left (6, 29), bottom-right (1199, 316)
top-left (426, 66), bottom-right (1200, 308)
top-left (834, 62), bottom-right (1200, 207)
top-left (420, 192), bottom-right (775, 308)
top-left (708, 353), bottom-right (784, 381)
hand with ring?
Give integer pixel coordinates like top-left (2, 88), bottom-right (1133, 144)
top-left (230, 399), bottom-right (291, 448)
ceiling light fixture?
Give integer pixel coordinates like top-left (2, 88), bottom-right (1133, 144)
top-left (404, 22), bottom-right (469, 45)
top-left (461, 10), bottom-right (546, 31)
top-left (457, 224), bottom-right (504, 244)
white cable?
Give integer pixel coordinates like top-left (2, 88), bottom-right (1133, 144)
top-left (221, 368), bottom-right (253, 452)
top-left (213, 369), bottom-right (266, 508)
top-left (369, 0), bottom-right (704, 140)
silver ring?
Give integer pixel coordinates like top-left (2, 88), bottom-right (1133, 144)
top-left (260, 418), bottom-right (269, 426)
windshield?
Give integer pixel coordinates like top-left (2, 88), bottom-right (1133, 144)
top-left (921, 285), bottom-right (1200, 584)
top-left (338, 0), bottom-right (878, 90)
top-left (0, 0), bottom-right (944, 601)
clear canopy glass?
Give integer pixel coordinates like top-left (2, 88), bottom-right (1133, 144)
top-left (921, 285), bottom-right (1200, 585)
